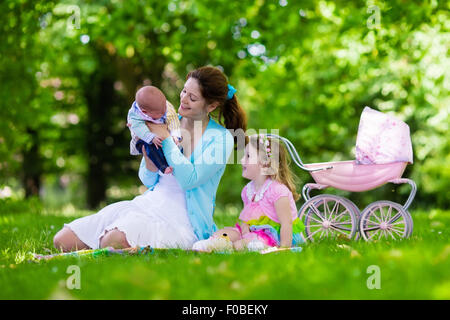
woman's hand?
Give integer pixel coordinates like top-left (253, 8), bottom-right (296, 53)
top-left (142, 146), bottom-right (158, 172)
top-left (146, 122), bottom-right (170, 139)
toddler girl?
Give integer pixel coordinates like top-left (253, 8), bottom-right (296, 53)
top-left (192, 134), bottom-right (305, 252)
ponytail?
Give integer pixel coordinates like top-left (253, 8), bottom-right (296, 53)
top-left (277, 142), bottom-right (301, 201)
top-left (219, 95), bottom-right (247, 143)
top-left (187, 66), bottom-right (247, 144)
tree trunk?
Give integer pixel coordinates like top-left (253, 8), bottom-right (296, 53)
top-left (84, 48), bottom-right (116, 209)
top-left (22, 128), bottom-right (42, 198)
top-left (83, 41), bottom-right (165, 209)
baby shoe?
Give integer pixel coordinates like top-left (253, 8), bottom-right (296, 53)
top-left (246, 240), bottom-right (267, 252)
top-left (192, 237), bottom-right (233, 253)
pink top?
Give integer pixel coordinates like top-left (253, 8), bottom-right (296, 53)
top-left (239, 178), bottom-right (298, 223)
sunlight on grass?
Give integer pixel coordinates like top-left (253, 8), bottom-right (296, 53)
top-left (0, 209), bottom-right (448, 299)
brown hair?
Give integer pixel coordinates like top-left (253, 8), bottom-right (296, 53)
top-left (186, 66), bottom-right (247, 143)
top-left (249, 135), bottom-right (300, 201)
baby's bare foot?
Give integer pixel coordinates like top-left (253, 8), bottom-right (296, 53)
top-left (164, 167), bottom-right (173, 174)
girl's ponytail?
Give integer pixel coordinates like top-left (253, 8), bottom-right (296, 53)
top-left (276, 141), bottom-right (301, 201)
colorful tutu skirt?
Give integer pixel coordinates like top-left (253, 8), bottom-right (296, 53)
top-left (237, 216), bottom-right (305, 247)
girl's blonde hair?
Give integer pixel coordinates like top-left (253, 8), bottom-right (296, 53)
top-left (248, 135), bottom-right (300, 201)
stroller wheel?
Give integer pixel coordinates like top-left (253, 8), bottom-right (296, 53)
top-left (406, 211), bottom-right (414, 237)
top-left (359, 201), bottom-right (412, 241)
top-left (340, 198), bottom-right (361, 240)
top-left (300, 195), bottom-right (358, 242)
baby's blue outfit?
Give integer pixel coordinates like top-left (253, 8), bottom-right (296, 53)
top-left (127, 101), bottom-right (166, 155)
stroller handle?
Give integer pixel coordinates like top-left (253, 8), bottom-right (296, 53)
top-left (265, 134), bottom-right (333, 172)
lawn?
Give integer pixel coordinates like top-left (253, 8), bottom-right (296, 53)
top-left (0, 207), bottom-right (449, 300)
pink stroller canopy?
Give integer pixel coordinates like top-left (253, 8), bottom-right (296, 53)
top-left (355, 107), bottom-right (413, 165)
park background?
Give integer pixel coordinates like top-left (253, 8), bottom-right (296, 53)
top-left (0, 0), bottom-right (449, 299)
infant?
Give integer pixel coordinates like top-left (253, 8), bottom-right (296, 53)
top-left (127, 86), bottom-right (181, 174)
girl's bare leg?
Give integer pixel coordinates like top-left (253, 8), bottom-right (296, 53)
top-left (53, 227), bottom-right (90, 252)
top-left (233, 238), bottom-right (254, 250)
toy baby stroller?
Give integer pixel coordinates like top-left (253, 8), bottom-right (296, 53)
top-left (267, 107), bottom-right (416, 242)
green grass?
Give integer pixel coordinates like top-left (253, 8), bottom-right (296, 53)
top-left (0, 207), bottom-right (449, 299)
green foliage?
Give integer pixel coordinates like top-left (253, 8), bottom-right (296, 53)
top-left (0, 197), bottom-right (43, 215)
top-left (0, 1), bottom-right (56, 174)
top-left (0, 0), bottom-right (448, 209)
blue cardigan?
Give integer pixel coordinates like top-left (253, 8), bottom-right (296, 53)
top-left (138, 117), bottom-right (234, 240)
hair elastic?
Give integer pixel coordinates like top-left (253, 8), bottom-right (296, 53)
top-left (227, 84), bottom-right (237, 100)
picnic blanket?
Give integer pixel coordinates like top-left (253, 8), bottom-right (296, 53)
top-left (30, 246), bottom-right (154, 262)
top-left (29, 245), bottom-right (302, 262)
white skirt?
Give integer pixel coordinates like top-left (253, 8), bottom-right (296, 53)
top-left (65, 174), bottom-right (197, 249)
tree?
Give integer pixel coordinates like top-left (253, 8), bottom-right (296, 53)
top-left (1, 0), bottom-right (448, 210)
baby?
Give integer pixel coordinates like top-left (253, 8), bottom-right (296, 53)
top-left (127, 86), bottom-right (181, 174)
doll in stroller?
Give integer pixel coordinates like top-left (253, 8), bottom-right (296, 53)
top-left (267, 107), bottom-right (416, 242)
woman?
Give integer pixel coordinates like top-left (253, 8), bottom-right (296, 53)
top-left (53, 66), bottom-right (247, 251)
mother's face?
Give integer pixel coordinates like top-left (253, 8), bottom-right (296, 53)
top-left (179, 77), bottom-right (217, 120)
